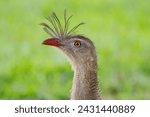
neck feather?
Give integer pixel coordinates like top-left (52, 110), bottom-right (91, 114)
top-left (71, 57), bottom-right (100, 100)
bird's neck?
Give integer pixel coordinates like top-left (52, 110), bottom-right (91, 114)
top-left (71, 59), bottom-right (100, 100)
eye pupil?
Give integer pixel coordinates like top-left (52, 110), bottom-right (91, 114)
top-left (74, 41), bottom-right (81, 47)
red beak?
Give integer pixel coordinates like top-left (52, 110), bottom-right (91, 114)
top-left (42, 38), bottom-right (62, 47)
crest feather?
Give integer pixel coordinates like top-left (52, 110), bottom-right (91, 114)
top-left (41, 10), bottom-right (85, 40)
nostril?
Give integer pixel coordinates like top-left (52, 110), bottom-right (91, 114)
top-left (55, 40), bottom-right (59, 43)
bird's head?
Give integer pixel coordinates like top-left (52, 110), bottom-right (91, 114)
top-left (41, 11), bottom-right (97, 68)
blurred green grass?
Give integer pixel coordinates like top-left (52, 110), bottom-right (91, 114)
top-left (0, 0), bottom-right (150, 99)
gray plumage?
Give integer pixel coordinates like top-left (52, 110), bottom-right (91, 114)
top-left (41, 11), bottom-right (100, 100)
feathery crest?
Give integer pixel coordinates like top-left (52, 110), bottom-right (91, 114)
top-left (41, 10), bottom-right (85, 40)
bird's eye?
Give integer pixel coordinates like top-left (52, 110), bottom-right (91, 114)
top-left (74, 41), bottom-right (81, 48)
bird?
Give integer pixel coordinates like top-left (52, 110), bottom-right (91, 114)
top-left (41, 11), bottom-right (100, 100)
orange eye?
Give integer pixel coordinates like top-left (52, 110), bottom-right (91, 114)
top-left (74, 41), bottom-right (81, 48)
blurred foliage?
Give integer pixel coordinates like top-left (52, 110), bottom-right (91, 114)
top-left (0, 0), bottom-right (150, 99)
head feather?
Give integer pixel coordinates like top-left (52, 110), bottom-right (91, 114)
top-left (41, 10), bottom-right (85, 40)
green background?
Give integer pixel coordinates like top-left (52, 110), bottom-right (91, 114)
top-left (0, 0), bottom-right (150, 99)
